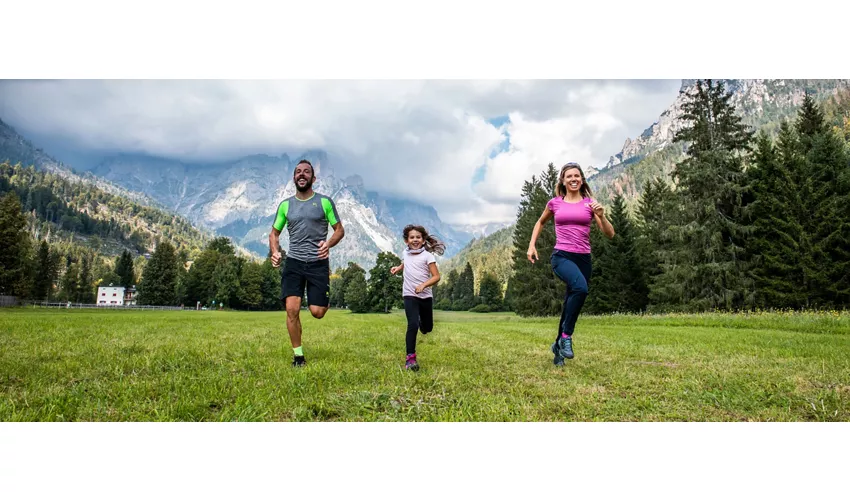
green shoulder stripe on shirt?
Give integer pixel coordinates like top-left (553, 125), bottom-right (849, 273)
top-left (273, 200), bottom-right (289, 231)
top-left (321, 197), bottom-right (339, 226)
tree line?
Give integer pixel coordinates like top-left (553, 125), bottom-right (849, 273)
top-left (0, 161), bottom-right (210, 256)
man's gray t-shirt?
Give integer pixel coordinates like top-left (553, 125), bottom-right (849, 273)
top-left (273, 193), bottom-right (341, 262)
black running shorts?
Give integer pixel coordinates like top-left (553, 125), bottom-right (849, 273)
top-left (280, 257), bottom-right (331, 307)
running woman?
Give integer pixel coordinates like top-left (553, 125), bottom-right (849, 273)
top-left (390, 224), bottom-right (446, 371)
top-left (526, 162), bottom-right (615, 365)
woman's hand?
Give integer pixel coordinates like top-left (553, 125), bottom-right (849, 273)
top-left (527, 246), bottom-right (539, 264)
top-left (590, 200), bottom-right (605, 217)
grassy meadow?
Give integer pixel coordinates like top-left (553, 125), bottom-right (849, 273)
top-left (0, 308), bottom-right (848, 421)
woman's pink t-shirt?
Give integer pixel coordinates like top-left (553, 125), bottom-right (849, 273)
top-left (546, 196), bottom-right (594, 254)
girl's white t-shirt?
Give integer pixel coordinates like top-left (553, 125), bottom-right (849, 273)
top-left (402, 248), bottom-right (436, 299)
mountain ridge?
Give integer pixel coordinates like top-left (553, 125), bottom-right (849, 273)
top-left (88, 150), bottom-right (476, 272)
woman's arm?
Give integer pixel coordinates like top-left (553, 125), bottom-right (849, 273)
top-left (527, 206), bottom-right (554, 263)
top-left (590, 200), bottom-right (615, 239)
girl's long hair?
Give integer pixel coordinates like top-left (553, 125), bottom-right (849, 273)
top-left (403, 224), bottom-right (446, 256)
top-left (555, 162), bottom-right (593, 199)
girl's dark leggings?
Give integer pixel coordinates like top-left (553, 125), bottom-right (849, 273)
top-left (403, 296), bottom-right (433, 355)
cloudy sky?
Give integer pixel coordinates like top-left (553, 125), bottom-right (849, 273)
top-left (0, 80), bottom-right (681, 224)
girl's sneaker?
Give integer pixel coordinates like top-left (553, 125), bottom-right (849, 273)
top-left (405, 354), bottom-right (419, 371)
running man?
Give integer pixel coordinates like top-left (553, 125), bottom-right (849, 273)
top-left (269, 159), bottom-right (345, 367)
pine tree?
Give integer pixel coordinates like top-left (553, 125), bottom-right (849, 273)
top-left (59, 262), bottom-right (80, 303)
top-left (453, 262), bottom-right (476, 310)
top-left (509, 163), bottom-right (564, 316)
top-left (584, 214), bottom-right (614, 314)
top-left (47, 247), bottom-right (60, 301)
top-left (795, 93), bottom-right (850, 307)
top-left (477, 272), bottom-right (503, 310)
top-left (587, 194), bottom-right (648, 313)
top-left (745, 125), bottom-right (809, 308)
top-left (435, 270), bottom-right (457, 310)
top-left (137, 240), bottom-right (179, 306)
top-left (610, 194), bottom-right (649, 312)
top-left (77, 254), bottom-right (94, 303)
top-left (114, 250), bottom-right (135, 288)
top-left (655, 79), bottom-right (755, 311)
top-left (33, 240), bottom-right (53, 300)
top-left (636, 177), bottom-right (681, 310)
top-left (0, 192), bottom-right (31, 296)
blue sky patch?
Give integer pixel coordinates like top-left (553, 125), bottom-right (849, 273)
top-left (487, 115), bottom-right (511, 129)
top-left (472, 118), bottom-right (513, 186)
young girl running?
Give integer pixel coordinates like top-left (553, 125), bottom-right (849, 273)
top-left (527, 162), bottom-right (615, 365)
top-left (390, 224), bottom-right (446, 371)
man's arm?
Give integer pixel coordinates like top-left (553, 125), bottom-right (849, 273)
top-left (318, 197), bottom-right (344, 260)
top-left (318, 222), bottom-right (344, 260)
top-left (270, 201), bottom-right (288, 267)
top-left (269, 227), bottom-right (283, 267)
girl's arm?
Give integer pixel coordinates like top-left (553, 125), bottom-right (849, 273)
top-left (527, 206), bottom-right (554, 263)
top-left (390, 262), bottom-right (404, 275)
top-left (414, 263), bottom-right (441, 294)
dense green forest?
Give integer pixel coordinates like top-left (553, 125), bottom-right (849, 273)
top-left (506, 81), bottom-right (850, 315)
top-left (0, 161), bottom-right (212, 256)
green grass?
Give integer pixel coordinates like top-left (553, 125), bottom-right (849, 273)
top-left (1, 308), bottom-right (848, 421)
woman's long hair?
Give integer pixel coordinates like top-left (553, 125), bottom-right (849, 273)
top-left (403, 224), bottom-right (446, 256)
top-left (555, 162), bottom-right (593, 199)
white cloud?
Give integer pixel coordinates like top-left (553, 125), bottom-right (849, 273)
top-left (0, 79), bottom-right (681, 224)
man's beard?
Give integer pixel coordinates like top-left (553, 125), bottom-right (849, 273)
top-left (295, 177), bottom-right (313, 192)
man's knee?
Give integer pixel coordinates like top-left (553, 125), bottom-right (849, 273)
top-left (309, 306), bottom-right (328, 319)
top-left (286, 308), bottom-right (301, 321)
top-left (285, 299), bottom-right (301, 320)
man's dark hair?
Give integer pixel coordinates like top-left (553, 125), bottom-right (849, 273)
top-left (297, 159), bottom-right (313, 169)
